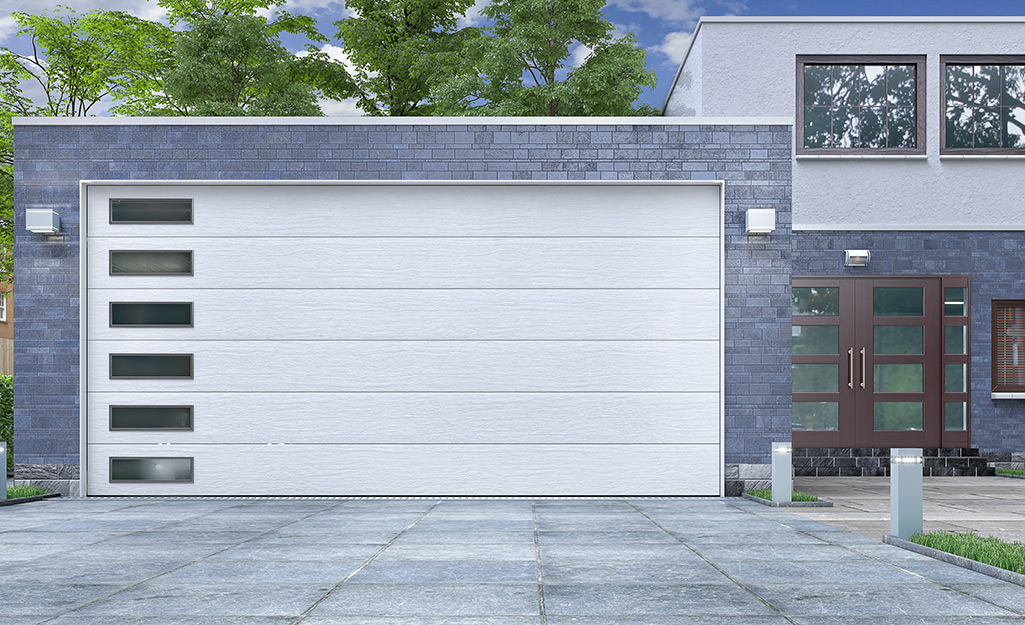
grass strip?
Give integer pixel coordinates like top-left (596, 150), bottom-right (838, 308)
top-left (996, 468), bottom-right (1025, 476)
top-left (744, 488), bottom-right (819, 502)
top-left (911, 532), bottom-right (1025, 575)
top-left (7, 485), bottom-right (45, 499)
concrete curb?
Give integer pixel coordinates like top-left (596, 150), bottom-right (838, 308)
top-left (883, 535), bottom-right (1025, 587)
top-left (742, 492), bottom-right (833, 507)
top-left (0, 493), bottom-right (61, 507)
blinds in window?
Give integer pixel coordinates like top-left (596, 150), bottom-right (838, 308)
top-left (994, 301), bottom-right (1025, 390)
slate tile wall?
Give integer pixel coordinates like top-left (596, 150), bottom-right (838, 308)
top-left (793, 231), bottom-right (1025, 454)
top-left (13, 122), bottom-right (793, 479)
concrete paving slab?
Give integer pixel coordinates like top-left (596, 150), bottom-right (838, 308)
top-left (1, 497), bottom-right (1024, 622)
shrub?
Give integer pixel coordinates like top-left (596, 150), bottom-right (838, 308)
top-left (0, 375), bottom-right (11, 473)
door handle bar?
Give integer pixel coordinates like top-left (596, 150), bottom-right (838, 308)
top-left (847, 348), bottom-right (854, 389)
top-left (860, 347), bottom-right (866, 389)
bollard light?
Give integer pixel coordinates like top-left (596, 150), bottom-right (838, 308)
top-left (0, 443), bottom-right (6, 502)
top-left (771, 441), bottom-right (793, 503)
top-left (890, 448), bottom-right (923, 539)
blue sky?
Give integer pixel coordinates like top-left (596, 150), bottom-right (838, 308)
top-left (2, 0), bottom-right (1022, 114)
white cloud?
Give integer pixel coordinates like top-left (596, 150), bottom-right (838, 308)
top-left (318, 96), bottom-right (362, 116)
top-left (458, 0), bottom-right (489, 28)
top-left (0, 16), bottom-right (19, 41)
top-left (608, 0), bottom-right (702, 23)
top-left (282, 0), bottom-right (350, 13)
top-left (570, 43), bottom-right (593, 68)
top-left (651, 30), bottom-right (691, 66)
top-left (305, 43), bottom-right (357, 74)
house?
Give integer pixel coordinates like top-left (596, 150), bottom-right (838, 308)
top-left (12, 117), bottom-right (790, 496)
top-left (665, 16), bottom-right (1025, 488)
top-left (12, 16), bottom-right (1021, 498)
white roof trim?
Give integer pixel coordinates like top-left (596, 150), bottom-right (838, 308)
top-left (13, 115), bottom-right (790, 126)
top-left (697, 16), bottom-right (1025, 23)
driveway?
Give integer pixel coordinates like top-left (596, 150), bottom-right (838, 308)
top-left (1, 497), bottom-right (1023, 623)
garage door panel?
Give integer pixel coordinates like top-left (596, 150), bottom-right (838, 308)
top-left (89, 288), bottom-right (720, 341)
top-left (87, 237), bottom-right (720, 290)
top-left (87, 184), bottom-right (722, 239)
top-left (87, 443), bottom-right (721, 496)
top-left (88, 340), bottom-right (720, 393)
top-left (88, 392), bottom-right (721, 445)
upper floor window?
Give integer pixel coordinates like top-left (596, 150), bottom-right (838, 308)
top-left (942, 56), bottom-right (1025, 153)
top-left (796, 55), bottom-right (926, 154)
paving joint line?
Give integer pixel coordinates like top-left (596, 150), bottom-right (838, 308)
top-left (625, 500), bottom-right (801, 625)
top-left (35, 499), bottom-right (354, 624)
top-left (729, 501), bottom-right (1025, 617)
top-left (531, 501), bottom-right (547, 625)
top-left (289, 500), bottom-right (443, 624)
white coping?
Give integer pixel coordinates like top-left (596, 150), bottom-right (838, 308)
top-left (13, 116), bottom-right (792, 126)
top-left (795, 224), bottom-right (1025, 232)
top-left (698, 16), bottom-right (1025, 23)
top-left (992, 393), bottom-right (1025, 400)
top-left (939, 155), bottom-right (1025, 160)
top-left (795, 155), bottom-right (930, 161)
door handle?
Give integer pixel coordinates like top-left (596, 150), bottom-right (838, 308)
top-left (848, 348), bottom-right (854, 389)
top-left (860, 347), bottom-right (866, 389)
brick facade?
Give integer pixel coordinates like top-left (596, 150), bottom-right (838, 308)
top-left (13, 120), bottom-right (794, 492)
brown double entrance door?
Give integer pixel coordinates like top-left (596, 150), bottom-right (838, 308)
top-left (792, 276), bottom-right (969, 449)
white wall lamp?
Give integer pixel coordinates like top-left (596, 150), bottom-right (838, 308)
top-left (26, 209), bottom-right (61, 235)
top-left (844, 249), bottom-right (871, 267)
top-left (745, 208), bottom-right (776, 234)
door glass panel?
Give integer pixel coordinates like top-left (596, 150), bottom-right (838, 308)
top-left (111, 251), bottom-right (192, 275)
top-left (874, 402), bottom-right (923, 430)
top-left (792, 364), bottom-right (839, 392)
top-left (944, 402), bottom-right (967, 431)
top-left (111, 199), bottom-right (192, 223)
top-left (110, 406), bottom-right (193, 430)
top-left (945, 363), bottom-right (966, 392)
top-left (874, 364), bottom-right (923, 392)
top-left (945, 325), bottom-right (966, 354)
top-left (793, 287), bottom-right (839, 316)
top-left (110, 457), bottom-right (193, 482)
top-left (110, 302), bottom-right (193, 327)
top-left (944, 287), bottom-right (966, 316)
top-left (873, 287), bottom-right (924, 316)
top-left (874, 326), bottom-right (923, 354)
top-left (793, 402), bottom-right (839, 430)
top-left (792, 326), bottom-right (839, 354)
top-left (110, 354), bottom-right (193, 379)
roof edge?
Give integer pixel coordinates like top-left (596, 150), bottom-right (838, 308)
top-left (695, 15), bottom-right (1025, 23)
top-left (13, 115), bottom-right (792, 126)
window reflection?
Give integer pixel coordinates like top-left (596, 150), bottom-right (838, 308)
top-left (945, 63), bottom-right (1025, 149)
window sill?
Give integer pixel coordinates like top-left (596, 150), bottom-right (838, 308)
top-left (940, 155), bottom-right (1025, 160)
top-left (795, 155), bottom-right (929, 161)
top-left (992, 392), bottom-right (1025, 400)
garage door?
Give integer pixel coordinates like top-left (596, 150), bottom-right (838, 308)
top-left (83, 181), bottom-right (724, 496)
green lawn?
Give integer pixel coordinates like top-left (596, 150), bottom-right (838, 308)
top-left (7, 485), bottom-right (44, 499)
top-left (996, 468), bottom-right (1025, 476)
top-left (745, 488), bottom-right (819, 502)
top-left (911, 532), bottom-right (1025, 575)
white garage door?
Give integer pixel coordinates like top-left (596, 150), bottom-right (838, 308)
top-left (83, 181), bottom-right (723, 496)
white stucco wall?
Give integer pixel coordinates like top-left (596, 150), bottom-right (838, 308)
top-left (664, 18), bottom-right (1025, 230)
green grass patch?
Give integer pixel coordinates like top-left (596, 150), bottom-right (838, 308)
top-left (996, 468), bottom-right (1025, 476)
top-left (911, 532), bottom-right (1025, 575)
top-left (745, 488), bottom-right (819, 502)
top-left (7, 485), bottom-right (44, 499)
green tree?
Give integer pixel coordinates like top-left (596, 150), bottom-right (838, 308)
top-left (433, 0), bottom-right (657, 116)
top-left (2, 7), bottom-right (172, 117)
top-left (152, 0), bottom-right (355, 116)
top-left (334, 0), bottom-right (478, 116)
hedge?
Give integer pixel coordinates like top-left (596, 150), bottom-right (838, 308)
top-left (0, 375), bottom-right (11, 473)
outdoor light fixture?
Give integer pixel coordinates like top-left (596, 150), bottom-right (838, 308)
top-left (771, 440), bottom-right (793, 503)
top-left (844, 249), bottom-right (870, 267)
top-left (890, 448), bottom-right (923, 539)
top-left (25, 208), bottom-right (61, 235)
top-left (745, 208), bottom-right (776, 234)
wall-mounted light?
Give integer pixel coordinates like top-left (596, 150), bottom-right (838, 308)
top-left (844, 249), bottom-right (870, 267)
top-left (745, 209), bottom-right (775, 234)
top-left (26, 209), bottom-right (61, 235)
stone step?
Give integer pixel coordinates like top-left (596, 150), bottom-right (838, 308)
top-left (791, 447), bottom-right (994, 477)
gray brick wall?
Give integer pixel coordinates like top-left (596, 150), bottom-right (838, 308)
top-left (793, 231), bottom-right (1025, 454)
top-left (13, 121), bottom-right (793, 477)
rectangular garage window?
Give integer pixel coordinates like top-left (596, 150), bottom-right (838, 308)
top-left (110, 302), bottom-right (193, 327)
top-left (110, 457), bottom-right (193, 483)
top-left (110, 354), bottom-right (193, 379)
top-left (110, 199), bottom-right (193, 223)
top-left (110, 406), bottom-right (193, 430)
top-left (110, 251), bottom-right (193, 276)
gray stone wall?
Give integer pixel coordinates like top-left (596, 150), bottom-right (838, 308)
top-left (792, 230), bottom-right (1025, 455)
top-left (13, 120), bottom-right (793, 489)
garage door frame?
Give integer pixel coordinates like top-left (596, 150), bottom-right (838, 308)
top-left (78, 179), bottom-right (726, 497)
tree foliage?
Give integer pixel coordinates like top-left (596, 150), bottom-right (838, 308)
top-left (433, 0), bottom-right (657, 116)
top-left (334, 0), bottom-right (478, 116)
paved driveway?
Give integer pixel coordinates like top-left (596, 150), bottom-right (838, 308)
top-left (1, 498), bottom-right (1023, 623)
